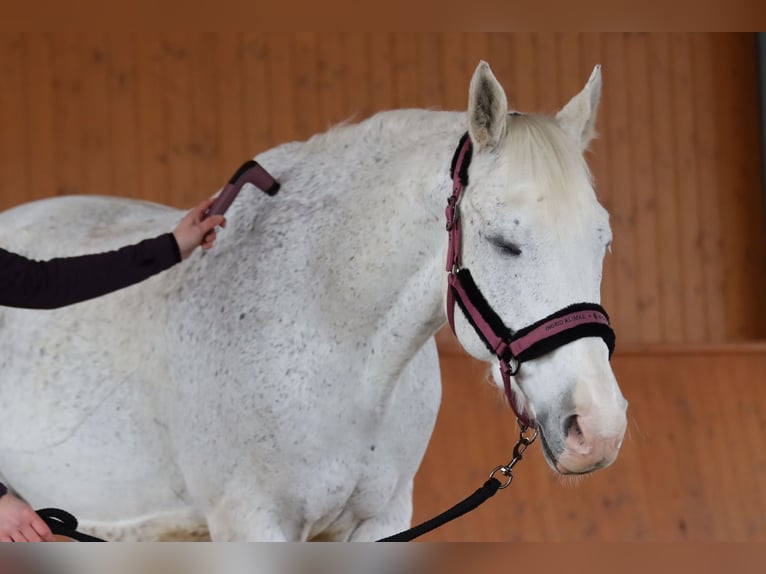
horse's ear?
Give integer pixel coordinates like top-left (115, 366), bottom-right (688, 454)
top-left (556, 65), bottom-right (602, 150)
top-left (467, 61), bottom-right (508, 151)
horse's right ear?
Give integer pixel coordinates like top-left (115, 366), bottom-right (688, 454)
top-left (467, 61), bottom-right (508, 151)
top-left (556, 65), bottom-right (602, 151)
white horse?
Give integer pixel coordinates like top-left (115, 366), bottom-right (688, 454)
top-left (0, 62), bottom-right (627, 541)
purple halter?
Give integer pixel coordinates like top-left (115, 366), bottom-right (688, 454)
top-left (445, 133), bottom-right (615, 427)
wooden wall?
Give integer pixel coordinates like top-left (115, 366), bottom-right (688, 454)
top-left (0, 33), bottom-right (765, 344)
top-left (414, 344), bottom-right (766, 541)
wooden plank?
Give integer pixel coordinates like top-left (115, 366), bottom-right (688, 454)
top-left (24, 34), bottom-right (55, 207)
top-left (188, 32), bottom-right (221, 200)
top-left (368, 33), bottom-right (395, 113)
top-left (215, 34), bottom-right (248, 173)
top-left (293, 32), bottom-right (319, 140)
top-left (135, 34), bottom-right (169, 202)
top-left (626, 33), bottom-right (662, 342)
top-left (709, 33), bottom-right (766, 339)
top-left (689, 34), bottom-right (725, 343)
top-left (50, 34), bottom-right (84, 201)
top-left (417, 33), bottom-right (444, 110)
top-left (534, 33), bottom-right (559, 115)
top-left (0, 33), bottom-right (28, 210)
top-left (266, 33), bottom-right (296, 146)
top-left (439, 32), bottom-right (466, 112)
top-left (602, 33), bottom-right (640, 343)
top-left (511, 34), bottom-right (538, 116)
top-left (317, 33), bottom-right (347, 131)
top-left (669, 33), bottom-right (707, 342)
top-left (647, 33), bottom-right (684, 343)
top-left (107, 34), bottom-right (140, 201)
top-left (79, 33), bottom-right (111, 198)
top-left (342, 33), bottom-right (372, 121)
top-left (240, 34), bottom-right (272, 155)
top-left (162, 32), bottom-right (194, 207)
top-left (556, 32), bottom-right (584, 106)
top-left (463, 33), bottom-right (489, 85)
top-left (391, 32), bottom-right (420, 109)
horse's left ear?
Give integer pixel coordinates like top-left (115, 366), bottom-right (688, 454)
top-left (468, 61), bottom-right (508, 151)
top-left (556, 65), bottom-right (602, 150)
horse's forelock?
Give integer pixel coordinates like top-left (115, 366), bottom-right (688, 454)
top-left (503, 113), bottom-right (595, 203)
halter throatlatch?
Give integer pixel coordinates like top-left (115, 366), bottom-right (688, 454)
top-left (445, 133), bottom-right (615, 426)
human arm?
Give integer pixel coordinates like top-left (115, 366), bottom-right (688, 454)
top-left (0, 198), bottom-right (224, 309)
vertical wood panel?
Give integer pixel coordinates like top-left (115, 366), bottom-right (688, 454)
top-left (511, 33), bottom-right (538, 111)
top-left (368, 33), bottom-right (395, 113)
top-left (0, 34), bottom-right (27, 209)
top-left (317, 33), bottom-right (347, 129)
top-left (1, 33), bottom-right (765, 346)
top-left (293, 32), bottom-right (319, 140)
top-left (240, 34), bottom-right (272, 156)
top-left (691, 34), bottom-right (726, 343)
top-left (266, 33), bottom-right (295, 146)
top-left (135, 35), bottom-right (168, 202)
top-left (79, 34), bottom-right (111, 198)
top-left (216, 34), bottom-right (248, 175)
top-left (440, 33), bottom-right (466, 111)
top-left (51, 34), bottom-right (84, 200)
top-left (108, 34), bottom-right (140, 201)
top-left (534, 33), bottom-right (559, 115)
top-left (627, 34), bottom-right (662, 342)
top-left (648, 33), bottom-right (684, 343)
top-left (24, 34), bottom-right (54, 206)
top-left (188, 33), bottom-right (221, 200)
top-left (603, 34), bottom-right (641, 340)
top-left (670, 33), bottom-right (707, 342)
top-left (417, 33), bottom-right (444, 109)
top-left (391, 32), bottom-right (420, 109)
top-left (343, 33), bottom-right (372, 120)
top-left (162, 33), bottom-right (194, 207)
top-left (710, 34), bottom-right (766, 339)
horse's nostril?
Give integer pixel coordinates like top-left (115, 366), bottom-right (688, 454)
top-left (564, 414), bottom-right (582, 439)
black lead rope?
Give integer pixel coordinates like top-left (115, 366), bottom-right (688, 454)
top-left (376, 478), bottom-right (502, 542)
top-left (36, 508), bottom-right (105, 542)
top-left (377, 424), bottom-right (537, 542)
top-left (34, 477), bottom-right (505, 543)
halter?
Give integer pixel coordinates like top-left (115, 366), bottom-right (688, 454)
top-left (445, 132), bottom-right (616, 427)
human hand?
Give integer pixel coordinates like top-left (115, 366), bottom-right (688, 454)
top-left (0, 491), bottom-right (54, 542)
top-left (173, 198), bottom-right (227, 260)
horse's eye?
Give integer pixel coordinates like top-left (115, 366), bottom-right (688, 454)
top-left (489, 237), bottom-right (522, 256)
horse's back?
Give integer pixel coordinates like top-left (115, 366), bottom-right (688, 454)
top-left (0, 195), bottom-right (183, 256)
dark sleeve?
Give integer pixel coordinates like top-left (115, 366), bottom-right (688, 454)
top-left (0, 233), bottom-right (182, 309)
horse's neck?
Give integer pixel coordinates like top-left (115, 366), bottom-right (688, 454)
top-left (232, 109), bottom-right (464, 377)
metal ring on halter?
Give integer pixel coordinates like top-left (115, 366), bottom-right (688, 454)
top-left (489, 465), bottom-right (514, 489)
top-left (450, 264), bottom-right (461, 275)
top-left (506, 356), bottom-right (521, 376)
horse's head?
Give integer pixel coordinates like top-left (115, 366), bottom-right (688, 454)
top-left (447, 62), bottom-right (627, 475)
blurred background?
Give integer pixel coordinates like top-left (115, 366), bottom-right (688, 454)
top-left (0, 33), bottom-right (764, 541)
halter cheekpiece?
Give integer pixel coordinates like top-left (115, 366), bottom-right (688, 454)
top-left (445, 132), bottom-right (616, 426)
